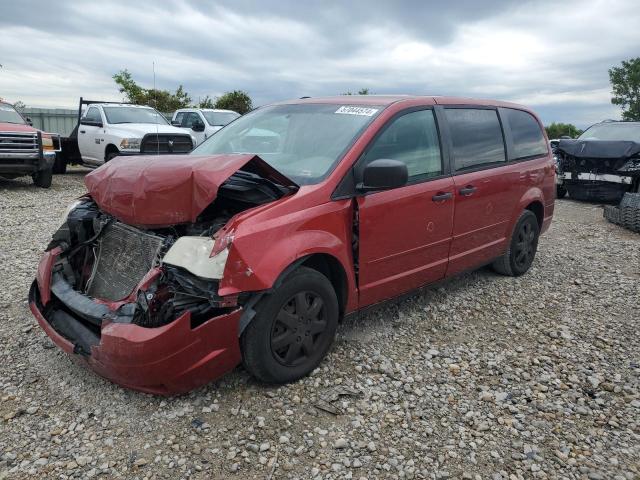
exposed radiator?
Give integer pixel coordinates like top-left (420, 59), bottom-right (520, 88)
top-left (87, 223), bottom-right (164, 301)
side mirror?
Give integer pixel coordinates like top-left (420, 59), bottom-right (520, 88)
top-left (191, 122), bottom-right (205, 132)
top-left (25, 117), bottom-right (33, 126)
top-left (171, 120), bottom-right (181, 127)
top-left (358, 159), bottom-right (408, 192)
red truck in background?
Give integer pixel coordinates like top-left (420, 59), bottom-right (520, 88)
top-left (0, 100), bottom-right (60, 188)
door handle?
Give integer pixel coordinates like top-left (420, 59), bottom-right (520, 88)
top-left (432, 192), bottom-right (453, 202)
top-left (80, 130), bottom-right (86, 134)
top-left (459, 185), bottom-right (477, 196)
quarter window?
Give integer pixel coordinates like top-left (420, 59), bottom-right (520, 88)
top-left (361, 109), bottom-right (442, 180)
top-left (445, 108), bottom-right (506, 171)
top-left (503, 108), bottom-right (547, 159)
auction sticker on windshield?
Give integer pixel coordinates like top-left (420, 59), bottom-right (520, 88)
top-left (335, 106), bottom-right (379, 116)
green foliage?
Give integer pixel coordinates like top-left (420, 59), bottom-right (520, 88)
top-left (198, 95), bottom-right (216, 109)
top-left (342, 88), bottom-right (371, 95)
top-left (13, 101), bottom-right (26, 112)
top-left (113, 69), bottom-right (191, 112)
top-left (609, 58), bottom-right (640, 121)
top-left (214, 90), bottom-right (253, 114)
top-left (545, 122), bottom-right (582, 139)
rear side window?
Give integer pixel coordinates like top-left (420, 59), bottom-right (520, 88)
top-left (362, 109), bottom-right (442, 180)
top-left (445, 108), bottom-right (505, 171)
top-left (503, 108), bottom-right (547, 159)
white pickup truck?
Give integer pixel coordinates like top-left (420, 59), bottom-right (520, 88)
top-left (171, 108), bottom-right (239, 146)
top-left (57, 99), bottom-right (195, 172)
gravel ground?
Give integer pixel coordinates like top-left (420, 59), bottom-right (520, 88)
top-left (1, 169), bottom-right (639, 480)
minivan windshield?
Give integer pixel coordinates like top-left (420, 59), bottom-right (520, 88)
top-left (0, 103), bottom-right (26, 124)
top-left (579, 122), bottom-right (640, 142)
top-left (203, 111), bottom-right (240, 126)
top-left (191, 103), bottom-right (382, 185)
top-left (103, 106), bottom-right (169, 125)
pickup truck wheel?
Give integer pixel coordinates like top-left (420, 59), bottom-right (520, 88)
top-left (105, 150), bottom-right (119, 162)
top-left (241, 266), bottom-right (339, 384)
top-left (492, 210), bottom-right (539, 277)
top-left (556, 185), bottom-right (567, 198)
top-left (32, 168), bottom-right (53, 188)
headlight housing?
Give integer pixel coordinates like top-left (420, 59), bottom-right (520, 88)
top-left (42, 135), bottom-right (54, 151)
top-left (162, 237), bottom-right (229, 279)
top-left (119, 138), bottom-right (141, 151)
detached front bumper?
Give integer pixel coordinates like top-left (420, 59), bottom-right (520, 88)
top-left (29, 249), bottom-right (242, 395)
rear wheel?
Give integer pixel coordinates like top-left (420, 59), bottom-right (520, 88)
top-left (241, 267), bottom-right (339, 383)
top-left (32, 168), bottom-right (53, 188)
top-left (492, 210), bottom-right (540, 276)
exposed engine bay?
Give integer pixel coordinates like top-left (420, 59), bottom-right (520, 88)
top-left (43, 169), bottom-right (290, 341)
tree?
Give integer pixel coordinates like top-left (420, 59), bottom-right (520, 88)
top-left (342, 88), bottom-right (371, 95)
top-left (112, 69), bottom-right (191, 112)
top-left (13, 101), bottom-right (26, 112)
top-left (609, 58), bottom-right (640, 121)
top-left (214, 90), bottom-right (253, 114)
top-left (545, 122), bottom-right (582, 139)
top-left (198, 95), bottom-right (216, 109)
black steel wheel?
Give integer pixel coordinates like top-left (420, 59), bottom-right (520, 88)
top-left (492, 210), bottom-right (540, 276)
top-left (241, 266), bottom-right (339, 383)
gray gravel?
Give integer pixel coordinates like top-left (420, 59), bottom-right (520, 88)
top-left (1, 169), bottom-right (639, 479)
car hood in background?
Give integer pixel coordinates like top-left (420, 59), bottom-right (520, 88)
top-left (107, 123), bottom-right (191, 138)
top-left (558, 139), bottom-right (640, 159)
top-left (0, 122), bottom-right (38, 133)
top-left (84, 154), bottom-right (298, 227)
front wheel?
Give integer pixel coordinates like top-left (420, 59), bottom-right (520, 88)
top-left (556, 184), bottom-right (567, 198)
top-left (32, 168), bottom-right (53, 188)
top-left (241, 267), bottom-right (339, 383)
top-left (492, 210), bottom-right (540, 276)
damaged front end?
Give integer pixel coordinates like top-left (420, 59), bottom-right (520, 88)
top-left (557, 139), bottom-right (640, 202)
top-left (30, 154), bottom-right (298, 394)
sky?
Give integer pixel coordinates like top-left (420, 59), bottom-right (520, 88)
top-left (0, 0), bottom-right (638, 128)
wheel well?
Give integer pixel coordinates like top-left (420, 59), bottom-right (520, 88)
top-left (525, 201), bottom-right (544, 229)
top-left (300, 254), bottom-right (348, 318)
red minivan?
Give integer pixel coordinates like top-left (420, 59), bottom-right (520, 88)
top-left (30, 96), bottom-right (555, 394)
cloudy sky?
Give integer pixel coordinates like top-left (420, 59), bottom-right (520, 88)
top-left (1, 0), bottom-right (638, 127)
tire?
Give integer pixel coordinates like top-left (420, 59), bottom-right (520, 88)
top-left (492, 210), bottom-right (540, 276)
top-left (556, 184), bottom-right (567, 199)
top-left (241, 266), bottom-right (339, 384)
top-left (52, 154), bottom-right (67, 174)
top-left (105, 150), bottom-right (119, 162)
top-left (32, 168), bottom-right (53, 188)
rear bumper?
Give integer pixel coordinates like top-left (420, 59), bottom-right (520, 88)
top-left (0, 151), bottom-right (55, 175)
top-left (30, 250), bottom-right (242, 395)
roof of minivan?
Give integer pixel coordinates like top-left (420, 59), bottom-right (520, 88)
top-left (280, 95), bottom-right (529, 111)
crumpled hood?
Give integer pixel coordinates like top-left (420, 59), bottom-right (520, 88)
top-left (84, 154), bottom-right (298, 227)
top-left (558, 139), bottom-right (640, 159)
